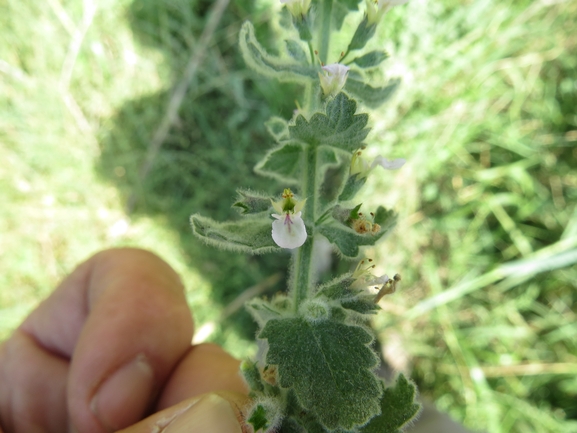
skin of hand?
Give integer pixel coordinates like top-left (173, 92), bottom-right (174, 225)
top-left (0, 248), bottom-right (250, 433)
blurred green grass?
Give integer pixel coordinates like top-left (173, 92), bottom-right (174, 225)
top-left (1, 0), bottom-right (576, 432)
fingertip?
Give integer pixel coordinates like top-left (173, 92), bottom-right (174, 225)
top-left (91, 353), bottom-right (156, 431)
top-left (156, 343), bottom-right (249, 410)
top-left (116, 392), bottom-right (251, 433)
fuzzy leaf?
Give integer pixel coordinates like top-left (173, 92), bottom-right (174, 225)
top-left (248, 405), bottom-right (269, 431)
top-left (245, 297), bottom-right (287, 328)
top-left (293, 15), bottom-right (313, 42)
top-left (360, 375), bottom-right (421, 433)
top-left (345, 78), bottom-right (400, 108)
top-left (289, 93), bottom-right (369, 151)
top-left (315, 274), bottom-right (380, 316)
top-left (348, 16), bottom-right (376, 52)
top-left (239, 21), bottom-right (316, 83)
top-left (318, 163), bottom-right (350, 213)
top-left (317, 146), bottom-right (349, 212)
top-left (317, 207), bottom-right (397, 258)
top-left (333, 0), bottom-right (364, 31)
top-left (281, 390), bottom-right (329, 433)
top-left (285, 39), bottom-right (309, 63)
top-left (190, 214), bottom-right (278, 254)
top-left (241, 361), bottom-right (265, 394)
top-left (233, 189), bottom-right (272, 215)
top-left (338, 173), bottom-right (367, 201)
top-left (265, 116), bottom-right (290, 142)
top-left (341, 298), bottom-right (380, 315)
top-left (255, 141), bottom-right (304, 184)
top-left (259, 318), bottom-right (382, 430)
top-left (352, 50), bottom-right (389, 68)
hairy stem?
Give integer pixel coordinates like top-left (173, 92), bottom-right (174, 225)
top-left (292, 144), bottom-right (318, 309)
top-left (318, 0), bottom-right (333, 64)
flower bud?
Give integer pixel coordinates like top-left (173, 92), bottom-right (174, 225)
top-left (319, 63), bottom-right (350, 97)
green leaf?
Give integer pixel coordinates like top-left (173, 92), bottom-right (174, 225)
top-left (245, 296), bottom-right (287, 328)
top-left (241, 361), bottom-right (265, 394)
top-left (289, 93), bottom-right (370, 151)
top-left (248, 405), bottom-right (269, 431)
top-left (340, 298), bottom-right (380, 315)
top-left (352, 50), bottom-right (389, 68)
top-left (316, 145), bottom-right (348, 208)
top-left (318, 163), bottom-right (350, 213)
top-left (360, 375), bottom-right (421, 433)
top-left (190, 214), bottom-right (278, 254)
top-left (260, 318), bottom-right (382, 430)
top-left (338, 173), bottom-right (367, 201)
top-left (317, 207), bottom-right (397, 258)
top-left (315, 274), bottom-right (380, 316)
top-left (254, 141), bottom-right (304, 184)
top-left (239, 21), bottom-right (316, 83)
top-left (373, 205), bottom-right (397, 227)
top-left (285, 39), bottom-right (309, 63)
top-left (293, 15), bottom-right (313, 42)
top-left (281, 390), bottom-right (325, 433)
top-left (345, 78), bottom-right (400, 108)
top-left (347, 15), bottom-right (377, 52)
top-left (233, 189), bottom-right (272, 215)
top-left (265, 116), bottom-right (290, 142)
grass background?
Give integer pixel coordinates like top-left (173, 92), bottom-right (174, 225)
top-left (1, 0), bottom-right (576, 432)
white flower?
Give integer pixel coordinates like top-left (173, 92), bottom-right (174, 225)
top-left (280, 0), bottom-right (311, 17)
top-left (319, 63), bottom-right (350, 96)
top-left (272, 211), bottom-right (307, 249)
top-left (271, 188), bottom-right (307, 249)
top-left (366, 0), bottom-right (410, 24)
top-left (350, 150), bottom-right (406, 178)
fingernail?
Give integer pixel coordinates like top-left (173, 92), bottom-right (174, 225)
top-left (163, 394), bottom-right (243, 433)
top-left (91, 353), bottom-right (155, 431)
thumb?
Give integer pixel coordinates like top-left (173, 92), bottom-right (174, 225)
top-left (116, 392), bottom-right (250, 433)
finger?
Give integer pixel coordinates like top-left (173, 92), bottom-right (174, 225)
top-left (117, 392), bottom-right (250, 433)
top-left (0, 335), bottom-right (68, 433)
top-left (156, 343), bottom-right (248, 410)
top-left (19, 248), bottom-right (194, 433)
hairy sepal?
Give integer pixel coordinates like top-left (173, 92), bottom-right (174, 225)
top-left (315, 274), bottom-right (380, 318)
top-left (317, 206), bottom-right (397, 258)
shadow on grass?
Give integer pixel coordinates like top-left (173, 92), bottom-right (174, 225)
top-left (96, 0), bottom-right (299, 342)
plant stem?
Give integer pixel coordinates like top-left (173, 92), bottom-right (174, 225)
top-left (292, 144), bottom-right (318, 309)
top-left (318, 0), bottom-right (333, 64)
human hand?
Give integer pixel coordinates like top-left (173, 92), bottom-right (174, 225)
top-left (0, 248), bottom-right (249, 433)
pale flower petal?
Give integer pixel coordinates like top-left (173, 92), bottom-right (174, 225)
top-left (272, 211), bottom-right (307, 249)
top-left (367, 274), bottom-right (389, 286)
top-left (371, 156), bottom-right (406, 170)
top-left (319, 63), bottom-right (350, 96)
